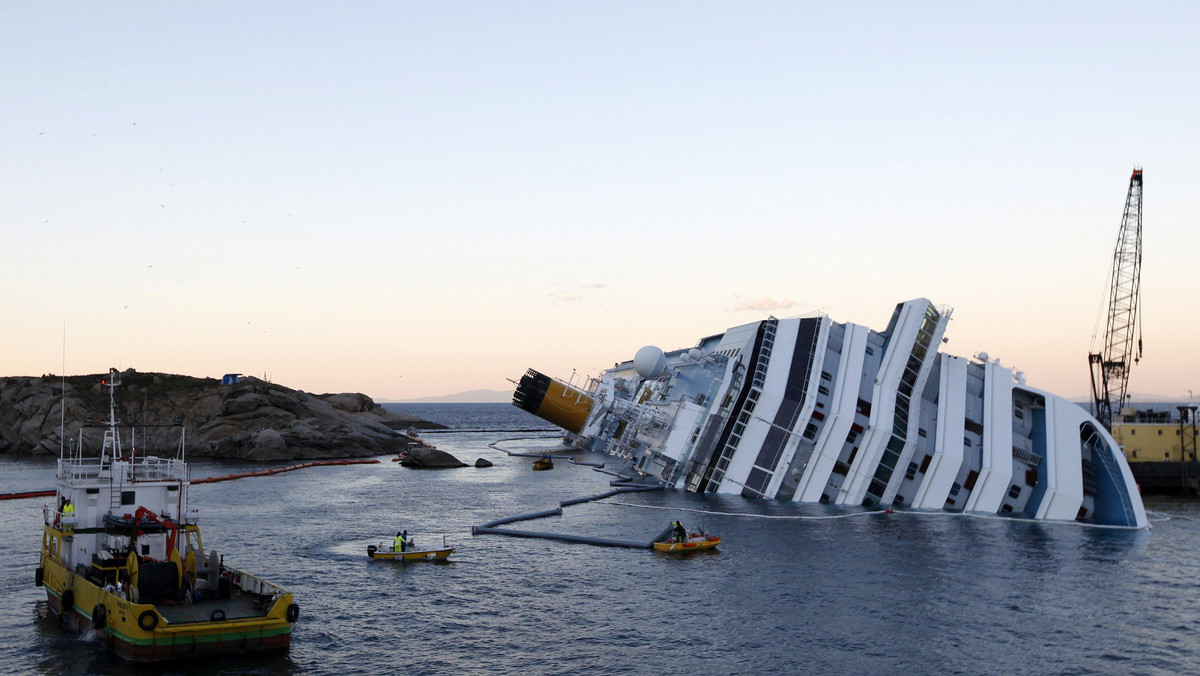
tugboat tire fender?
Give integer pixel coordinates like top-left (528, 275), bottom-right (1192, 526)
top-left (286, 603), bottom-right (300, 623)
top-left (34, 567), bottom-right (43, 587)
top-left (137, 610), bottom-right (159, 631)
top-left (210, 609), bottom-right (226, 622)
top-left (92, 604), bottom-right (106, 630)
top-left (60, 590), bottom-right (74, 615)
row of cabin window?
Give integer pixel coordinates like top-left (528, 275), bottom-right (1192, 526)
top-left (1129, 450), bottom-right (1198, 460)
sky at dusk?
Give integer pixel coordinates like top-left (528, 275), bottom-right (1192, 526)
top-left (2, 2), bottom-right (1197, 402)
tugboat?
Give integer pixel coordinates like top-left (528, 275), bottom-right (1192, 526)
top-left (36, 369), bottom-right (299, 662)
top-left (532, 455), bottom-right (554, 471)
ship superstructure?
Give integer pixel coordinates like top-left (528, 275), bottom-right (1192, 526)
top-left (37, 369), bottom-right (298, 661)
top-left (515, 299), bottom-right (1148, 529)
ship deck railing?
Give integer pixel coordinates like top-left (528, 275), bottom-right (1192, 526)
top-left (43, 508), bottom-right (78, 529)
top-left (228, 565), bottom-right (288, 597)
top-left (236, 571), bottom-right (288, 597)
top-left (57, 457), bottom-right (188, 483)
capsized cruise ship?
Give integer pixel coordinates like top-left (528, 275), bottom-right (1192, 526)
top-left (514, 299), bottom-right (1148, 529)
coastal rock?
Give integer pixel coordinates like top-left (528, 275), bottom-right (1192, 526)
top-left (246, 429), bottom-right (288, 461)
top-left (474, 458), bottom-right (493, 468)
top-left (0, 371), bottom-right (447, 461)
top-left (224, 393), bottom-right (272, 416)
top-left (400, 445), bottom-right (468, 469)
top-left (322, 392), bottom-right (373, 413)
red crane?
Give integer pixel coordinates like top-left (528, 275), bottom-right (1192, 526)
top-left (131, 506), bottom-right (181, 556)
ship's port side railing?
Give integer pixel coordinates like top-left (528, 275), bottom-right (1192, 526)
top-left (57, 457), bottom-right (188, 483)
top-left (227, 565), bottom-right (289, 598)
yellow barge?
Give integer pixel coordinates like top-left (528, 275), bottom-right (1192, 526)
top-left (1112, 406), bottom-right (1200, 492)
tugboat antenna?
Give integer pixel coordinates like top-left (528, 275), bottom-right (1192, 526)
top-left (59, 323), bottom-right (65, 459)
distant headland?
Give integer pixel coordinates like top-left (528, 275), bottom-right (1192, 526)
top-left (385, 389), bottom-right (513, 404)
top-left (0, 369), bottom-right (445, 461)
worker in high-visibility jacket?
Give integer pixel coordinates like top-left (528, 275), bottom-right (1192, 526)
top-left (394, 531), bottom-right (407, 553)
top-left (62, 499), bottom-right (75, 515)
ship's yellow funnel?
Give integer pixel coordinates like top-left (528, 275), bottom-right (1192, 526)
top-left (512, 369), bottom-right (594, 434)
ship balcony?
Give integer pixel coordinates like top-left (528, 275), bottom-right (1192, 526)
top-left (57, 457), bottom-right (188, 484)
top-left (43, 506), bottom-right (78, 530)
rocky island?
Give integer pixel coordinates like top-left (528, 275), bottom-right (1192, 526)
top-left (0, 370), bottom-right (445, 461)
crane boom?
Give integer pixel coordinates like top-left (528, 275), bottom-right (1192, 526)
top-left (1089, 168), bottom-right (1143, 430)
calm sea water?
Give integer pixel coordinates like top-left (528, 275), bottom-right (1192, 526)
top-left (3, 404), bottom-right (1200, 675)
top-left (384, 402), bottom-right (558, 433)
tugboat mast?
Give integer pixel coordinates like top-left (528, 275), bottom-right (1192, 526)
top-left (100, 367), bottom-right (124, 465)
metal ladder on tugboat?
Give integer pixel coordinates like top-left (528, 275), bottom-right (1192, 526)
top-left (105, 426), bottom-right (124, 511)
top-left (110, 481), bottom-right (123, 511)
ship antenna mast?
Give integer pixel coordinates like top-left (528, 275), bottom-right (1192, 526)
top-left (101, 367), bottom-right (123, 463)
top-left (1089, 167), bottom-right (1144, 431)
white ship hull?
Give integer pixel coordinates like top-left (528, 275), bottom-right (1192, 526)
top-left (514, 299), bottom-right (1148, 529)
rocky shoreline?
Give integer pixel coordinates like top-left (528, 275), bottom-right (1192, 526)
top-left (0, 370), bottom-right (446, 461)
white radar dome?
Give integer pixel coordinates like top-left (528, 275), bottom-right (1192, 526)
top-left (688, 348), bottom-right (703, 361)
top-left (634, 346), bottom-right (668, 379)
